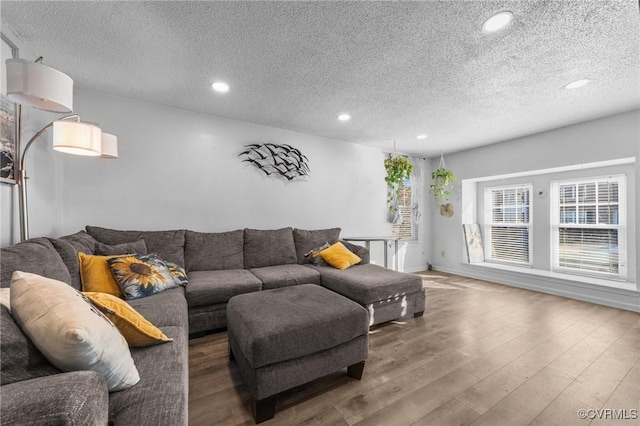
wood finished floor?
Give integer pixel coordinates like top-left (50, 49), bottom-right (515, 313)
top-left (188, 271), bottom-right (640, 426)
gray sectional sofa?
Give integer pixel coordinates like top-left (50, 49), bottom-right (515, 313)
top-left (1, 225), bottom-right (425, 425)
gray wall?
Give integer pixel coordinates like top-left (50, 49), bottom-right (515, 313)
top-left (429, 109), bottom-right (640, 310)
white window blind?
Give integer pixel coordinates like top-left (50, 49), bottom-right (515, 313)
top-left (484, 185), bottom-right (532, 265)
top-left (551, 176), bottom-right (626, 278)
top-left (392, 178), bottom-right (416, 240)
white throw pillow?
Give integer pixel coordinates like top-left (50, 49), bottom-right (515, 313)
top-left (0, 287), bottom-right (10, 311)
top-left (10, 271), bottom-right (140, 391)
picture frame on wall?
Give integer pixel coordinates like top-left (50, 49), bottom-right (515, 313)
top-left (1, 33), bottom-right (18, 185)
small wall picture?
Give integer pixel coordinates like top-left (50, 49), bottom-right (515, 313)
top-left (1, 34), bottom-right (18, 185)
top-left (463, 223), bottom-right (484, 263)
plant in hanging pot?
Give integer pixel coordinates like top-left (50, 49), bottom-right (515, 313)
top-left (384, 155), bottom-right (412, 217)
top-left (430, 165), bottom-right (457, 218)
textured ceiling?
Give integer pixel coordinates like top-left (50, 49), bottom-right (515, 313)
top-left (2, 1), bottom-right (639, 156)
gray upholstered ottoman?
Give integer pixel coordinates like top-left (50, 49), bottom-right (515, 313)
top-left (226, 284), bottom-right (369, 424)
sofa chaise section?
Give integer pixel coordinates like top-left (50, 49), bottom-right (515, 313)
top-left (308, 263), bottom-right (425, 325)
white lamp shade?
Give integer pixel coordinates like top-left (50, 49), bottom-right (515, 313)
top-left (52, 121), bottom-right (101, 156)
top-left (100, 133), bottom-right (118, 158)
top-left (6, 58), bottom-right (74, 113)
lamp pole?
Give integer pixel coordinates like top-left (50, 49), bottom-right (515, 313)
top-left (17, 113), bottom-right (80, 241)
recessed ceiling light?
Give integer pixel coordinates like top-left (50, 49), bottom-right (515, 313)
top-left (338, 114), bottom-right (351, 121)
top-left (482, 11), bottom-right (514, 33)
top-left (416, 134), bottom-right (428, 140)
top-left (211, 82), bottom-right (230, 93)
top-left (564, 78), bottom-right (592, 90)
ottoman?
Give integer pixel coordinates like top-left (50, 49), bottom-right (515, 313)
top-left (227, 284), bottom-right (369, 424)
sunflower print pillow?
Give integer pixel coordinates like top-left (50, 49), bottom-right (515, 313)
top-left (107, 254), bottom-right (178, 300)
top-left (166, 261), bottom-right (188, 287)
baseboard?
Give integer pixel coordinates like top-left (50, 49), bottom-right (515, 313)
top-left (402, 266), bottom-right (430, 274)
top-left (433, 265), bottom-right (640, 313)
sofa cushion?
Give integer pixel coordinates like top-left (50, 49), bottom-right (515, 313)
top-left (293, 227), bottom-right (341, 264)
top-left (1, 305), bottom-right (60, 385)
top-left (0, 238), bottom-right (71, 288)
top-left (95, 240), bottom-right (148, 256)
top-left (48, 237), bottom-right (83, 291)
top-left (185, 270), bottom-right (262, 308)
top-left (249, 264), bottom-right (321, 290)
top-left (185, 229), bottom-right (244, 272)
top-left (83, 292), bottom-right (172, 347)
top-left (108, 325), bottom-right (187, 426)
top-left (308, 263), bottom-right (423, 305)
top-left (60, 230), bottom-right (98, 254)
top-left (10, 271), bottom-right (139, 391)
top-left (86, 226), bottom-right (186, 268)
top-left (0, 371), bottom-right (109, 426)
top-left (244, 227), bottom-right (297, 269)
top-left (227, 284), bottom-right (369, 368)
top-left (127, 287), bottom-right (188, 329)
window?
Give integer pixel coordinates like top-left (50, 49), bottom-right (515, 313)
top-left (392, 177), bottom-right (417, 240)
top-left (484, 184), bottom-right (532, 265)
top-left (551, 175), bottom-right (626, 278)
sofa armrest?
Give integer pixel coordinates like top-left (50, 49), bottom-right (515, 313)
top-left (1, 371), bottom-right (109, 426)
top-left (340, 240), bottom-right (370, 264)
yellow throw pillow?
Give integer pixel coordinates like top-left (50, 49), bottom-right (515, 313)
top-left (78, 252), bottom-right (125, 298)
top-left (83, 292), bottom-right (172, 347)
top-left (318, 242), bottom-right (362, 270)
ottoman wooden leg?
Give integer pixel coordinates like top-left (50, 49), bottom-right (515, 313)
top-left (347, 361), bottom-right (366, 380)
top-left (253, 395), bottom-right (277, 424)
top-left (414, 311), bottom-right (424, 318)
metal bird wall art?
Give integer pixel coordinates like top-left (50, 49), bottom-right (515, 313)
top-left (239, 143), bottom-right (310, 181)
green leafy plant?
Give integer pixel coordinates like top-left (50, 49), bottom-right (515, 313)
top-left (430, 166), bottom-right (457, 205)
top-left (384, 155), bottom-right (412, 210)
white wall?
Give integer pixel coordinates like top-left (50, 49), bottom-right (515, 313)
top-left (51, 90), bottom-right (426, 271)
top-left (63, 90), bottom-right (389, 233)
top-left (429, 110), bottom-right (640, 311)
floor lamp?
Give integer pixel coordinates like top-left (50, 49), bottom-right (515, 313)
top-left (6, 57), bottom-right (118, 241)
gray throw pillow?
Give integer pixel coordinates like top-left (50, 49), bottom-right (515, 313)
top-left (95, 240), bottom-right (148, 256)
top-left (304, 243), bottom-right (331, 266)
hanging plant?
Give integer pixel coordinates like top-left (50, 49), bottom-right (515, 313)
top-left (430, 154), bottom-right (457, 217)
top-left (384, 155), bottom-right (412, 211)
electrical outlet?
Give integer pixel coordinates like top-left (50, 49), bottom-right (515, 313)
top-left (441, 250), bottom-right (446, 257)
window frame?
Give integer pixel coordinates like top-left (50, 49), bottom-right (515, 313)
top-left (483, 183), bottom-right (533, 266)
top-left (550, 174), bottom-right (627, 280)
top-left (391, 176), bottom-right (418, 241)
